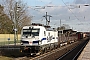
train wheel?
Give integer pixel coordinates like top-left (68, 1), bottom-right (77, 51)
top-left (40, 50), bottom-right (44, 54)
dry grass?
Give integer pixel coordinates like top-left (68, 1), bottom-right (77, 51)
top-left (0, 56), bottom-right (13, 60)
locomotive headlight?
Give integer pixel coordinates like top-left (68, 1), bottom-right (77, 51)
top-left (39, 40), bottom-right (42, 44)
top-left (21, 43), bottom-right (23, 45)
top-left (21, 41), bottom-right (23, 45)
top-left (39, 40), bottom-right (41, 42)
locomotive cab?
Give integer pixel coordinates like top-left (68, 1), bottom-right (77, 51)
top-left (20, 26), bottom-right (47, 55)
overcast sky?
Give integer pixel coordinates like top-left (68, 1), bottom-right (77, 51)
top-left (11, 0), bottom-right (90, 32)
top-left (2, 0), bottom-right (90, 32)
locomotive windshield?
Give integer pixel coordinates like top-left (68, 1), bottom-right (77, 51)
top-left (22, 28), bottom-right (40, 36)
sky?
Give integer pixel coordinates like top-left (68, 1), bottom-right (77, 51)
top-left (1, 0), bottom-right (90, 32)
top-left (22, 0), bottom-right (90, 32)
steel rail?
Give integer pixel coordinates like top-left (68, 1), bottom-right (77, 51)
top-left (57, 39), bottom-right (89, 60)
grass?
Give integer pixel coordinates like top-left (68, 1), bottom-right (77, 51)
top-left (0, 56), bottom-right (13, 60)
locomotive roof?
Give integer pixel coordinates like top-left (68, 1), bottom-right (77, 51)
top-left (23, 26), bottom-right (57, 31)
top-left (23, 26), bottom-right (44, 29)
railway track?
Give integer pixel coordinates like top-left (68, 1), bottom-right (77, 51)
top-left (57, 38), bottom-right (89, 60)
top-left (30, 40), bottom-right (81, 60)
top-left (0, 40), bottom-right (79, 60)
top-left (0, 38), bottom-right (89, 60)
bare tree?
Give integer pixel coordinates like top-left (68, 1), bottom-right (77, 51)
top-left (2, 0), bottom-right (32, 33)
top-left (1, 0), bottom-right (32, 45)
top-left (0, 5), bottom-right (13, 34)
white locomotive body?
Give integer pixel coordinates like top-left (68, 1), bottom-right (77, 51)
top-left (20, 26), bottom-right (58, 55)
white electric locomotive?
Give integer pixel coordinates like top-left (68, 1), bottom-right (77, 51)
top-left (20, 25), bottom-right (58, 55)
